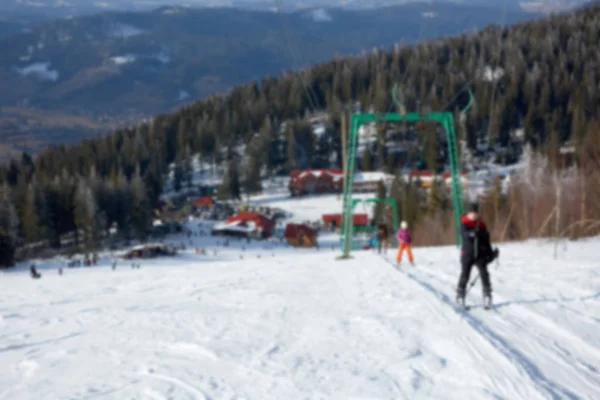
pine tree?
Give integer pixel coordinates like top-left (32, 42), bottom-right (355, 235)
top-left (21, 182), bottom-right (41, 243)
top-left (116, 171), bottom-right (132, 239)
top-left (228, 159), bottom-right (241, 201)
top-left (361, 147), bottom-right (372, 171)
top-left (130, 168), bottom-right (152, 242)
top-left (39, 182), bottom-right (61, 248)
top-left (219, 158), bottom-right (242, 201)
top-left (244, 150), bottom-right (262, 197)
top-left (173, 155), bottom-right (184, 193)
top-left (0, 184), bottom-right (19, 267)
top-left (259, 117), bottom-right (275, 174)
top-left (373, 180), bottom-right (387, 224)
top-left (285, 123), bottom-right (298, 172)
top-left (74, 178), bottom-right (98, 256)
top-left (183, 146), bottom-right (194, 190)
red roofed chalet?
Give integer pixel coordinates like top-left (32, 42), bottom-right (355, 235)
top-left (284, 223), bottom-right (318, 247)
top-left (322, 213), bottom-right (369, 228)
top-left (225, 212), bottom-right (275, 238)
top-left (289, 169), bottom-right (343, 196)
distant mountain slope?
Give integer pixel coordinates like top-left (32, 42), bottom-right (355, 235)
top-left (0, 0), bottom-right (591, 16)
top-left (0, 13), bottom-right (54, 37)
top-left (0, 3), bottom-right (537, 159)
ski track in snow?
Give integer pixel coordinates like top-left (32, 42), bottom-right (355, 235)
top-left (1, 230), bottom-right (600, 398)
top-left (379, 255), bottom-right (579, 400)
top-left (380, 240), bottom-right (600, 400)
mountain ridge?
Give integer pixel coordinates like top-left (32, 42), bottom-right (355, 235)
top-left (0, 2), bottom-right (538, 160)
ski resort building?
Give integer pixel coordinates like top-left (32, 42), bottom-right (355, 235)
top-left (211, 212), bottom-right (275, 239)
top-left (289, 169), bottom-right (394, 196)
top-left (404, 171), bottom-right (468, 189)
top-left (322, 213), bottom-right (370, 230)
top-left (284, 223), bottom-right (318, 247)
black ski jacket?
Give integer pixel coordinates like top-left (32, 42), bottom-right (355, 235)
top-left (460, 214), bottom-right (493, 262)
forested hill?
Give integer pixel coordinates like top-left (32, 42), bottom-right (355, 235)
top-left (1, 3), bottom-right (600, 265)
top-left (0, 2), bottom-right (534, 159)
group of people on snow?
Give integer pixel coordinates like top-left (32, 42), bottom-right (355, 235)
top-left (372, 202), bottom-right (499, 307)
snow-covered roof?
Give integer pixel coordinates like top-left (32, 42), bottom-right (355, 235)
top-left (213, 220), bottom-right (257, 233)
top-left (295, 170), bottom-right (342, 180)
top-left (354, 172), bottom-right (394, 183)
top-left (129, 243), bottom-right (168, 251)
top-left (293, 170), bottom-right (393, 183)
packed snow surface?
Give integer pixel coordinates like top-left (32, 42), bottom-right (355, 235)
top-left (1, 228), bottom-right (600, 399)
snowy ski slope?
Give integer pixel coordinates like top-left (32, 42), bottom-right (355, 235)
top-left (1, 226), bottom-right (600, 399)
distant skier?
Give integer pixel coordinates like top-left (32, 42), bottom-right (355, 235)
top-left (376, 223), bottom-right (389, 254)
top-left (30, 264), bottom-right (41, 279)
top-left (456, 203), bottom-right (499, 308)
top-left (395, 221), bottom-right (414, 266)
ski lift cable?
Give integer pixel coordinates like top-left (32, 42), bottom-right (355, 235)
top-left (272, 0), bottom-right (317, 168)
top-left (369, 5), bottom-right (432, 172)
top-left (440, 0), bottom-right (506, 115)
top-left (273, 0), bottom-right (321, 112)
top-left (276, 1), bottom-right (322, 110)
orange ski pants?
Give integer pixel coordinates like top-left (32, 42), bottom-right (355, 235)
top-left (395, 242), bottom-right (414, 263)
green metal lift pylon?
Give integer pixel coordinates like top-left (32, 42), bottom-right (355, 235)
top-left (339, 86), bottom-right (473, 258)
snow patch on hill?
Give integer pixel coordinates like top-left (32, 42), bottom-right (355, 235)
top-left (308, 8), bottom-right (333, 22)
top-left (110, 54), bottom-right (136, 64)
top-left (14, 62), bottom-right (59, 81)
top-left (178, 90), bottom-right (190, 101)
top-left (108, 22), bottom-right (145, 38)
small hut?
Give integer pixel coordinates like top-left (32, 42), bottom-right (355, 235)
top-left (284, 223), bottom-right (317, 247)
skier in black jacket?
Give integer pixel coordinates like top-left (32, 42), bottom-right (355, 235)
top-left (456, 203), bottom-right (499, 308)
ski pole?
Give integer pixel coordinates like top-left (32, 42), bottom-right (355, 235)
top-left (465, 273), bottom-right (479, 295)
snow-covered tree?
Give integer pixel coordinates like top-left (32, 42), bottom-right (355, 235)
top-left (459, 139), bottom-right (476, 173)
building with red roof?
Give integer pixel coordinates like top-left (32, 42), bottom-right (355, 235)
top-left (284, 223), bottom-right (318, 247)
top-left (212, 212), bottom-right (275, 238)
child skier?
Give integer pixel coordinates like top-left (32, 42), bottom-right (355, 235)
top-left (395, 221), bottom-right (414, 266)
